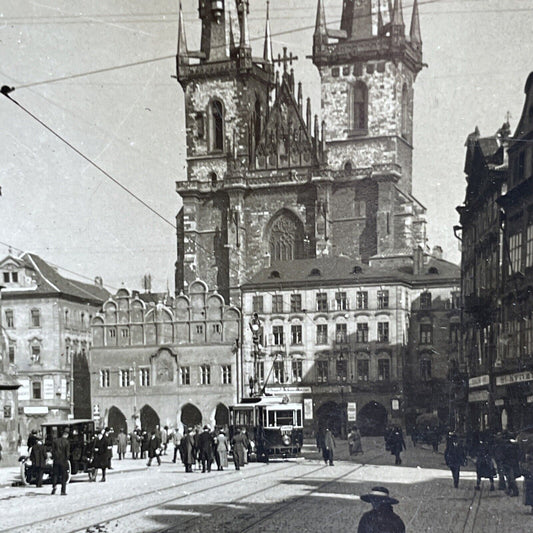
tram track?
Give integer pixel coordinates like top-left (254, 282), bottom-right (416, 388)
top-left (3, 461), bottom-right (298, 533)
top-left (461, 485), bottom-right (482, 533)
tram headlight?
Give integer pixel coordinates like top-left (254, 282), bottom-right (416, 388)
top-left (282, 434), bottom-right (291, 446)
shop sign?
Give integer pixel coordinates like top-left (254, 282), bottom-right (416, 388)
top-left (469, 390), bottom-right (489, 403)
top-left (267, 386), bottom-right (312, 394)
top-left (469, 375), bottom-right (489, 388)
top-left (494, 399), bottom-right (505, 407)
top-left (347, 402), bottom-right (357, 422)
top-left (18, 379), bottom-right (30, 401)
top-left (43, 378), bottom-right (55, 400)
top-left (304, 398), bottom-right (313, 420)
top-left (496, 371), bottom-right (533, 387)
top-left (23, 406), bottom-right (49, 415)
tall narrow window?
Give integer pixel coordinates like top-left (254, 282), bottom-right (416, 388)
top-left (292, 360), bottom-right (303, 382)
top-left (274, 360), bottom-right (285, 383)
top-left (31, 309), bottom-right (41, 327)
top-left (350, 82), bottom-right (368, 132)
top-left (210, 99), bottom-right (224, 151)
top-left (401, 83), bottom-right (409, 138)
top-left (254, 98), bottom-right (262, 146)
top-left (5, 310), bottom-right (14, 328)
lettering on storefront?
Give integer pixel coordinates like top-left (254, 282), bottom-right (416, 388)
top-left (496, 371), bottom-right (533, 386)
top-left (469, 375), bottom-right (489, 388)
top-left (268, 386), bottom-right (312, 394)
top-left (468, 390), bottom-right (489, 403)
top-left (494, 399), bottom-right (505, 407)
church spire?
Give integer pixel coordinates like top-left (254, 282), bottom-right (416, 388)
top-left (263, 0), bottom-right (273, 63)
top-left (238, 1), bottom-right (250, 49)
top-left (392, 0), bottom-right (405, 28)
top-left (409, 0), bottom-right (422, 48)
top-left (340, 0), bottom-right (372, 40)
top-left (314, 0), bottom-right (327, 38)
top-left (177, 2), bottom-right (188, 59)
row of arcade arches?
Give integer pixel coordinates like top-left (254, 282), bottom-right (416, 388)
top-left (105, 403), bottom-right (230, 434)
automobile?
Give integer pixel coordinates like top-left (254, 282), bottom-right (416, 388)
top-left (20, 419), bottom-right (97, 486)
top-left (411, 413), bottom-right (446, 449)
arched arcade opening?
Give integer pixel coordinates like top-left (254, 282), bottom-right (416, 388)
top-left (358, 401), bottom-right (388, 436)
top-left (108, 405), bottom-right (128, 435)
top-left (140, 405), bottom-right (160, 433)
top-left (181, 403), bottom-right (202, 429)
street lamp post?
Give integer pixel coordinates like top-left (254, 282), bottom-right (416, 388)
top-left (249, 313), bottom-right (263, 396)
top-left (130, 362), bottom-right (138, 428)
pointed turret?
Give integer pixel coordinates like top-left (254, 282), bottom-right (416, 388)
top-left (341, 0), bottom-right (372, 40)
top-left (238, 0), bottom-right (250, 49)
top-left (377, 0), bottom-right (384, 35)
top-left (177, 2), bottom-right (188, 60)
top-left (392, 0), bottom-right (405, 28)
top-left (263, 1), bottom-right (273, 63)
top-left (313, 0), bottom-right (328, 56)
top-left (409, 0), bottom-right (422, 48)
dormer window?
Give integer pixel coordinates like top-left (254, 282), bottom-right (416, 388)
top-left (3, 271), bottom-right (18, 283)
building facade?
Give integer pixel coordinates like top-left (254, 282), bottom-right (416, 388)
top-left (240, 251), bottom-right (459, 437)
top-left (89, 281), bottom-right (240, 432)
top-left (175, 0), bottom-right (427, 306)
top-left (0, 252), bottom-right (108, 440)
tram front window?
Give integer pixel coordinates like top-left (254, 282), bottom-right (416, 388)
top-left (233, 409), bottom-right (252, 426)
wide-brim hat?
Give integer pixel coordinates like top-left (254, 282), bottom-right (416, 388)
top-left (360, 487), bottom-right (399, 505)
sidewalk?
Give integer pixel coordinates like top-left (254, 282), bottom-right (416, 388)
top-left (0, 446), bottom-right (155, 488)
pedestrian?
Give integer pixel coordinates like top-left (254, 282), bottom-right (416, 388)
top-left (501, 433), bottom-right (520, 497)
top-left (130, 429), bottom-right (141, 460)
top-left (492, 432), bottom-right (508, 491)
top-left (387, 427), bottom-right (406, 465)
top-left (30, 437), bottom-right (47, 487)
top-left (51, 430), bottom-right (70, 495)
top-left (197, 425), bottom-right (214, 473)
top-left (474, 436), bottom-right (495, 491)
top-left (147, 430), bottom-right (162, 467)
top-left (161, 426), bottom-right (169, 455)
top-left (522, 450), bottom-right (533, 514)
top-left (444, 432), bottom-right (466, 488)
top-left (231, 428), bottom-right (247, 470)
top-left (358, 486), bottom-right (405, 533)
top-left (215, 429), bottom-right (229, 471)
top-left (322, 428), bottom-right (335, 466)
top-left (348, 425), bottom-right (364, 456)
top-left (93, 428), bottom-right (110, 482)
top-left (117, 428), bottom-right (128, 460)
top-left (242, 428), bottom-right (250, 465)
top-left (27, 429), bottom-right (39, 453)
top-left (141, 430), bottom-right (149, 459)
top-left (104, 427), bottom-right (114, 469)
top-left (180, 427), bottom-right (195, 473)
top-left (171, 426), bottom-right (183, 463)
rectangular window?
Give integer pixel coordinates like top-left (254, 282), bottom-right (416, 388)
top-left (377, 322), bottom-right (389, 343)
top-left (378, 359), bottom-right (390, 381)
top-left (3, 272), bottom-right (9, 283)
top-left (420, 291), bottom-right (432, 309)
top-left (200, 365), bottom-right (211, 385)
top-left (5, 310), bottom-right (14, 328)
top-left (316, 293), bottom-right (328, 312)
top-left (316, 324), bottom-right (328, 344)
top-left (272, 295), bottom-right (283, 314)
top-left (354, 200), bottom-right (366, 218)
top-left (420, 324), bottom-right (433, 344)
top-left (12, 272), bottom-right (18, 283)
top-left (272, 325), bottom-right (284, 345)
top-left (31, 345), bottom-right (41, 363)
top-left (109, 328), bottom-right (116, 338)
top-left (121, 328), bottom-right (129, 338)
top-left (212, 324), bottom-right (220, 334)
top-left (257, 361), bottom-right (265, 384)
top-left (32, 381), bottom-right (42, 400)
top-left (273, 360), bottom-right (285, 384)
top-left (119, 369), bottom-right (131, 388)
top-left (317, 360), bottom-right (329, 383)
top-left (252, 295), bottom-right (264, 313)
top-left (357, 359), bottom-right (369, 381)
top-left (356, 323), bottom-right (368, 343)
top-left (180, 366), bottom-right (190, 385)
top-left (377, 290), bottom-right (389, 309)
top-left (31, 309), bottom-right (41, 327)
top-left (140, 368), bottom-right (151, 387)
top-left (356, 291), bottom-right (368, 309)
top-left (335, 323), bottom-right (347, 343)
top-left (509, 232), bottom-right (523, 275)
top-left (290, 294), bottom-right (302, 313)
top-left (336, 359), bottom-right (347, 382)
top-left (450, 323), bottom-right (461, 344)
top-left (420, 359), bottom-right (432, 381)
top-left (291, 360), bottom-right (303, 382)
top-left (335, 292), bottom-right (348, 310)
top-left (221, 365), bottom-right (232, 385)
top-left (3, 405), bottom-right (12, 419)
top-left (291, 324), bottom-right (302, 345)
top-left (527, 224), bottom-right (533, 268)
top-left (8, 343), bottom-right (15, 364)
top-left (196, 324), bottom-right (204, 334)
top-left (99, 369), bottom-right (110, 388)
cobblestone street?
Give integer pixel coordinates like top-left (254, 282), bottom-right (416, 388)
top-left (1, 439), bottom-right (532, 532)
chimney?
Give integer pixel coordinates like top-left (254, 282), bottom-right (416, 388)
top-left (413, 246), bottom-right (424, 275)
top-left (94, 276), bottom-right (103, 287)
top-left (432, 246), bottom-right (443, 260)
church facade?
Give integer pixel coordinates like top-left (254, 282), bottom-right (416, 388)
top-left (175, 0), bottom-right (427, 306)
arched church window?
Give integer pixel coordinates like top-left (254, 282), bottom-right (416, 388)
top-left (254, 98), bottom-right (262, 147)
top-left (210, 172), bottom-right (218, 186)
top-left (209, 99), bottom-right (224, 152)
top-left (269, 212), bottom-right (305, 263)
top-left (350, 82), bottom-right (368, 132)
top-left (401, 84), bottom-right (409, 139)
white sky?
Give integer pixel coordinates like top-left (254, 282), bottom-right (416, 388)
top-left (0, 0), bottom-right (532, 292)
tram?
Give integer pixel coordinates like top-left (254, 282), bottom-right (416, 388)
top-left (229, 396), bottom-right (303, 462)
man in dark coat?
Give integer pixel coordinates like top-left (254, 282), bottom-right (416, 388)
top-left (197, 426), bottom-right (214, 473)
top-left (51, 430), bottom-right (70, 495)
top-left (30, 437), bottom-right (47, 487)
top-left (323, 428), bottom-right (335, 466)
top-left (93, 428), bottom-right (110, 482)
top-left (180, 428), bottom-right (195, 472)
top-left (501, 434), bottom-right (520, 497)
top-left (27, 429), bottom-right (38, 453)
top-left (147, 431), bottom-right (162, 466)
top-left (492, 433), bottom-right (508, 491)
top-left (387, 427), bottom-right (406, 465)
top-left (358, 486), bottom-right (405, 533)
top-left (444, 432), bottom-right (466, 488)
top-left (475, 437), bottom-right (495, 491)
top-left (231, 428), bottom-right (247, 470)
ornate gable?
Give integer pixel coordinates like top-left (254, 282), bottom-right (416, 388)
top-left (255, 78), bottom-right (318, 170)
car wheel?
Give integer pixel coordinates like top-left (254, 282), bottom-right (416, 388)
top-left (66, 460), bottom-right (72, 483)
top-left (20, 461), bottom-right (30, 486)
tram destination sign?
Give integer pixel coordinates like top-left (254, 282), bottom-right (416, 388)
top-left (496, 371), bottom-right (533, 386)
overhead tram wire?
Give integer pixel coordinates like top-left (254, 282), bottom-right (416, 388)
top-left (7, 0), bottom-right (444, 92)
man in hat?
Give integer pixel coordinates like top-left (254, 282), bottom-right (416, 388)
top-left (358, 486), bottom-right (405, 533)
top-left (180, 428), bottom-right (195, 473)
top-left (444, 432), bottom-right (466, 488)
top-left (51, 430), bottom-right (70, 495)
top-left (197, 425), bottom-right (214, 473)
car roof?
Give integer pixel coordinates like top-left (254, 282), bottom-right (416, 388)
top-left (41, 419), bottom-right (94, 427)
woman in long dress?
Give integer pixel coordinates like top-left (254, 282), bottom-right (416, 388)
top-left (348, 426), bottom-right (364, 456)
